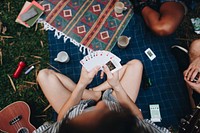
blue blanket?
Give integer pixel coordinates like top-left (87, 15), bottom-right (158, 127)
top-left (48, 14), bottom-right (191, 128)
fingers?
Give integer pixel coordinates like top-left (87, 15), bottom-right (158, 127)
top-left (100, 70), bottom-right (104, 79)
top-left (103, 65), bottom-right (112, 79)
top-left (90, 66), bottom-right (100, 76)
top-left (186, 67), bottom-right (195, 81)
top-left (185, 67), bottom-right (199, 81)
top-left (191, 69), bottom-right (199, 82)
top-left (197, 76), bottom-right (200, 84)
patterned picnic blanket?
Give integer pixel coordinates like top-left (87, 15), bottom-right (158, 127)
top-left (40, 0), bottom-right (133, 53)
top-left (47, 14), bottom-right (191, 128)
top-left (42, 0), bottom-right (191, 129)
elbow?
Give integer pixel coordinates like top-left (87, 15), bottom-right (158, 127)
top-left (150, 23), bottom-right (176, 36)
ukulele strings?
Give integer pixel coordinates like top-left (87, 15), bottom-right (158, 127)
top-left (8, 105), bottom-right (19, 132)
top-left (8, 103), bottom-right (27, 133)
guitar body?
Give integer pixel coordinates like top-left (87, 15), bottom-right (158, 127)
top-left (0, 101), bottom-right (36, 133)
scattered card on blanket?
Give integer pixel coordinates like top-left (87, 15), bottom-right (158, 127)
top-left (149, 104), bottom-right (162, 122)
top-left (145, 48), bottom-right (156, 61)
top-left (80, 50), bottom-right (122, 73)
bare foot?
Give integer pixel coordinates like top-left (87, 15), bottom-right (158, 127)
top-left (91, 90), bottom-right (102, 101)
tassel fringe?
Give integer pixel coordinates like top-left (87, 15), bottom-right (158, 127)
top-left (38, 19), bottom-right (93, 55)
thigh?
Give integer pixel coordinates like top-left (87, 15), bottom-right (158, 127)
top-left (117, 60), bottom-right (143, 102)
top-left (37, 69), bottom-right (74, 113)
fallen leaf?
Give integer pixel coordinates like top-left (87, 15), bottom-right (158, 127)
top-left (28, 61), bottom-right (40, 67)
top-left (24, 81), bottom-right (37, 85)
top-left (40, 40), bottom-right (44, 47)
top-left (0, 48), bottom-right (2, 65)
top-left (7, 74), bottom-right (16, 92)
top-left (35, 22), bottom-right (38, 31)
top-left (31, 55), bottom-right (42, 59)
top-left (43, 104), bottom-right (51, 112)
top-left (2, 26), bottom-right (7, 34)
top-left (47, 63), bottom-right (60, 72)
top-left (8, 2), bottom-right (10, 12)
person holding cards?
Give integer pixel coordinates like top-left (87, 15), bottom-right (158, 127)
top-left (172, 39), bottom-right (200, 108)
top-left (184, 40), bottom-right (200, 108)
top-left (132, 0), bottom-right (188, 36)
top-left (35, 59), bottom-right (169, 132)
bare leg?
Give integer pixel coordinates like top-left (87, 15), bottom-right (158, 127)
top-left (141, 2), bottom-right (185, 36)
top-left (37, 69), bottom-right (101, 113)
top-left (189, 39), bottom-right (200, 62)
top-left (93, 59), bottom-right (143, 102)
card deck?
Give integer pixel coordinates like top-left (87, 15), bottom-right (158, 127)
top-left (80, 50), bottom-right (122, 73)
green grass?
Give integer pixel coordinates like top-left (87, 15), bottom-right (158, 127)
top-left (0, 0), bottom-right (53, 128)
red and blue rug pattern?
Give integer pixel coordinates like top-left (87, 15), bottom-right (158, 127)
top-left (41, 0), bottom-right (133, 51)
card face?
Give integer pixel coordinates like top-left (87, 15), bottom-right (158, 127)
top-left (149, 104), bottom-right (161, 122)
top-left (145, 48), bottom-right (156, 61)
top-left (106, 60), bottom-right (116, 71)
top-left (80, 50), bottom-right (122, 73)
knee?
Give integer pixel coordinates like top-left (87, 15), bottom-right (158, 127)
top-left (190, 39), bottom-right (200, 51)
top-left (37, 69), bottom-right (53, 83)
top-left (189, 39), bottom-right (200, 59)
top-left (127, 59), bottom-right (143, 70)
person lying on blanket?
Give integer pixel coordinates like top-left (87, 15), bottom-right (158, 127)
top-left (131, 0), bottom-right (188, 36)
top-left (34, 59), bottom-right (170, 133)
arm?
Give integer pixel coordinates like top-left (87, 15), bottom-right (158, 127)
top-left (184, 56), bottom-right (200, 83)
top-left (57, 66), bottom-right (100, 121)
top-left (184, 56), bottom-right (200, 94)
top-left (113, 84), bottom-right (143, 119)
top-left (184, 79), bottom-right (200, 94)
top-left (103, 65), bottom-right (143, 119)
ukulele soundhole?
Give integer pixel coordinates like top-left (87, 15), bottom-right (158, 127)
top-left (17, 127), bottom-right (29, 133)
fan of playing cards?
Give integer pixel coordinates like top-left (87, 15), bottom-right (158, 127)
top-left (80, 50), bottom-right (122, 73)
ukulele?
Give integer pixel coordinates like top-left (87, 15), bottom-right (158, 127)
top-left (0, 101), bottom-right (36, 133)
top-left (179, 103), bottom-right (200, 133)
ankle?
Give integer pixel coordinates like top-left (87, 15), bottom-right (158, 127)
top-left (93, 91), bottom-right (102, 101)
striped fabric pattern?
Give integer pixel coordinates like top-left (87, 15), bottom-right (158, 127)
top-left (33, 89), bottom-right (171, 132)
top-left (33, 89), bottom-right (122, 133)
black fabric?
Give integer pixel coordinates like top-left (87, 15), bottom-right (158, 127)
top-left (171, 46), bottom-right (189, 73)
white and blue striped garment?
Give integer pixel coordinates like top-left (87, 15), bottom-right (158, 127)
top-left (33, 89), bottom-right (171, 133)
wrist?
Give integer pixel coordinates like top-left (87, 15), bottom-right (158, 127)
top-left (77, 81), bottom-right (87, 89)
top-left (112, 83), bottom-right (123, 91)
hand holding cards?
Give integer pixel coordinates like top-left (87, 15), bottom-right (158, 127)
top-left (80, 50), bottom-right (122, 73)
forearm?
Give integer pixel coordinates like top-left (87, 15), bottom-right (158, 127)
top-left (57, 82), bottom-right (87, 121)
top-left (113, 84), bottom-right (143, 119)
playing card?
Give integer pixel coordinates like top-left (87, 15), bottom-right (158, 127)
top-left (101, 50), bottom-right (121, 63)
top-left (105, 58), bottom-right (122, 73)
